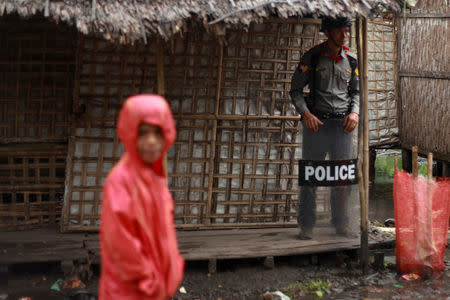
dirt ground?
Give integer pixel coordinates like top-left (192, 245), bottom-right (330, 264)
top-left (175, 248), bottom-right (450, 300)
top-left (2, 246), bottom-right (450, 300)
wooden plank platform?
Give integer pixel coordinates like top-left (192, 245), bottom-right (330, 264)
top-left (0, 227), bottom-right (364, 266)
top-left (2, 227), bottom-right (447, 271)
top-left (176, 227), bottom-right (360, 260)
top-left (0, 229), bottom-right (88, 265)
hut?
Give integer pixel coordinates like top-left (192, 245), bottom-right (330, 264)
top-left (0, 0), bottom-right (402, 237)
top-left (396, 0), bottom-right (449, 174)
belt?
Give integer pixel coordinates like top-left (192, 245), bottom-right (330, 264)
top-left (311, 110), bottom-right (348, 119)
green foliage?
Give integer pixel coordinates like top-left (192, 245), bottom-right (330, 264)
top-left (282, 279), bottom-right (331, 298)
top-left (374, 151), bottom-right (428, 184)
top-left (374, 154), bottom-right (400, 182)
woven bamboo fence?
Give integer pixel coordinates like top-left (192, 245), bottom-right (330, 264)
top-left (60, 17), bottom-right (397, 231)
top-left (0, 145), bottom-right (67, 229)
top-left (366, 17), bottom-right (398, 147)
top-left (397, 0), bottom-right (449, 161)
top-left (0, 16), bottom-right (75, 229)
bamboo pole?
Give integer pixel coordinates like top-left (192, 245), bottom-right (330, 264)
top-left (356, 19), bottom-right (364, 203)
top-left (356, 18), bottom-right (369, 274)
top-left (424, 152), bottom-right (434, 272)
top-left (395, 16), bottom-right (405, 153)
top-left (427, 153), bottom-right (433, 182)
top-left (206, 41), bottom-right (224, 225)
top-left (355, 18), bottom-right (365, 271)
top-left (61, 136), bottom-right (76, 232)
top-left (362, 18), bottom-right (370, 275)
top-left (412, 146), bottom-right (418, 178)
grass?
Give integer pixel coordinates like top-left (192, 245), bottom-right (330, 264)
top-left (282, 279), bottom-right (331, 298)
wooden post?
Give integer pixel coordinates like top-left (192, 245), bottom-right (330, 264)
top-left (156, 38), bottom-right (165, 96)
top-left (206, 41), bottom-right (224, 225)
top-left (402, 148), bottom-right (412, 173)
top-left (72, 34), bottom-right (83, 114)
top-left (443, 161), bottom-right (450, 177)
top-left (373, 251), bottom-right (385, 270)
top-left (436, 161), bottom-right (443, 177)
top-left (369, 148), bottom-right (376, 186)
top-left (0, 264), bottom-right (7, 285)
top-left (356, 18), bottom-right (369, 274)
top-left (208, 259), bottom-right (217, 274)
top-left (263, 256), bottom-right (275, 269)
top-left (156, 38), bottom-right (168, 177)
top-left (412, 146), bottom-right (418, 178)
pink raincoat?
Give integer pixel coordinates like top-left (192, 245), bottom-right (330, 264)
top-left (99, 95), bottom-right (184, 300)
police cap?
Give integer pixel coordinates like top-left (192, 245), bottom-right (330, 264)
top-left (321, 17), bottom-right (352, 31)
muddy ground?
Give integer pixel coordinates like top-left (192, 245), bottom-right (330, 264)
top-left (2, 245), bottom-right (449, 300)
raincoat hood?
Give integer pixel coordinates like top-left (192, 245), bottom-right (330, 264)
top-left (117, 94), bottom-right (176, 175)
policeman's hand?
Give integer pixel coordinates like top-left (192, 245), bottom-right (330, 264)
top-left (343, 112), bottom-right (359, 132)
top-left (302, 110), bottom-right (324, 132)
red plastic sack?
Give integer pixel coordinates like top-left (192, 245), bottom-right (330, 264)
top-left (393, 168), bottom-right (450, 274)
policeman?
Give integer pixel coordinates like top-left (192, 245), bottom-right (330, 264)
top-left (290, 16), bottom-right (360, 240)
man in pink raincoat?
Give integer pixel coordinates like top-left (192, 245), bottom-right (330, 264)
top-left (99, 94), bottom-right (185, 299)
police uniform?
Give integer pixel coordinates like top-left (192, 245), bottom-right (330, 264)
top-left (290, 41), bottom-right (360, 236)
top-left (290, 41), bottom-right (359, 116)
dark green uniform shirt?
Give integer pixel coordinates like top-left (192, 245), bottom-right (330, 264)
top-left (290, 42), bottom-right (360, 116)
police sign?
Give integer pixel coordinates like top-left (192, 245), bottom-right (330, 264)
top-left (298, 159), bottom-right (358, 186)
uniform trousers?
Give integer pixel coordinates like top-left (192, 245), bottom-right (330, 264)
top-left (298, 118), bottom-right (355, 229)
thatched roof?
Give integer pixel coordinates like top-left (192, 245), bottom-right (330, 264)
top-left (1, 0), bottom-right (401, 44)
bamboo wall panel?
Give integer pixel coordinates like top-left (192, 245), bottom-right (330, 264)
top-left (412, 0), bottom-right (449, 14)
top-left (367, 18), bottom-right (398, 146)
top-left (164, 32), bottom-right (217, 225)
top-left (62, 18), bottom-right (397, 231)
top-left (399, 78), bottom-right (450, 160)
top-left (399, 18), bottom-right (448, 73)
top-left (200, 21), bottom-right (327, 225)
top-left (0, 16), bottom-right (75, 143)
top-left (0, 145), bottom-right (67, 230)
top-left (398, 10), bottom-right (449, 160)
top-left (61, 38), bottom-right (156, 230)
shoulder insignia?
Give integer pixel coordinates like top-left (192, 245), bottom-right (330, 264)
top-left (297, 62), bottom-right (309, 73)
